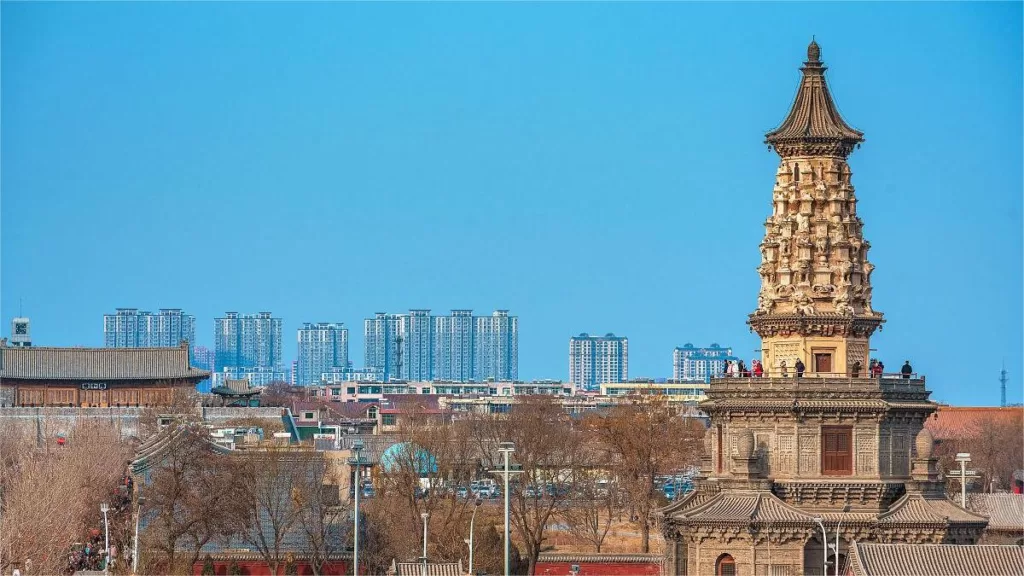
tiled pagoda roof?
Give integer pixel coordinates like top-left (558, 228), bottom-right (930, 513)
top-left (765, 39), bottom-right (864, 158)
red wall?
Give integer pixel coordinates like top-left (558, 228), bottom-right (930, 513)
top-left (534, 561), bottom-right (660, 576)
top-left (192, 560), bottom-right (351, 576)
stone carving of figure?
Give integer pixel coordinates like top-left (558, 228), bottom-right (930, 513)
top-left (813, 283), bottom-right (836, 296)
top-left (814, 235), bottom-right (830, 261)
top-left (775, 284), bottom-right (795, 298)
top-left (794, 259), bottom-right (810, 285)
top-left (849, 237), bottom-right (862, 261)
top-left (757, 290), bottom-right (775, 315)
top-left (796, 212), bottom-right (810, 234)
top-left (779, 239), bottom-right (791, 257)
top-left (832, 260), bottom-right (853, 286)
top-left (793, 290), bottom-right (816, 315)
top-left (863, 261), bottom-right (875, 283)
top-left (833, 293), bottom-right (855, 316)
top-left (829, 226), bottom-right (845, 246)
top-left (758, 261), bottom-right (777, 284)
top-left (800, 187), bottom-right (813, 202)
top-left (814, 180), bottom-right (827, 201)
top-left (862, 285), bottom-right (874, 313)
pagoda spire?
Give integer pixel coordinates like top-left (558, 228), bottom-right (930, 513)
top-left (766, 39), bottom-right (864, 158)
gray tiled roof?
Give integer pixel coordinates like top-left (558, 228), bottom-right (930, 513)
top-left (0, 346), bottom-right (209, 381)
top-left (846, 542), bottom-right (1024, 576)
top-left (969, 493), bottom-right (1024, 532)
top-left (878, 493), bottom-right (988, 525)
top-left (671, 490), bottom-right (815, 525)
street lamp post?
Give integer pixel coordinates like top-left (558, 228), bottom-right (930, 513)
top-left (100, 502), bottom-right (110, 576)
top-left (466, 498), bottom-right (482, 576)
top-left (954, 453), bottom-right (972, 508)
top-left (812, 517), bottom-right (827, 576)
top-left (348, 440), bottom-right (365, 576)
top-left (497, 442), bottom-right (515, 576)
top-left (133, 496), bottom-right (146, 574)
top-left (421, 512), bottom-right (430, 576)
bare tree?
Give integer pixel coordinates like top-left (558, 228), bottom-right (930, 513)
top-left (590, 394), bottom-right (704, 552)
top-left (140, 424), bottom-right (243, 574)
top-left (0, 419), bottom-right (133, 575)
top-left (293, 452), bottom-right (348, 576)
top-left (468, 396), bottom-right (585, 575)
top-left (375, 409), bottom-right (485, 564)
top-left (234, 446), bottom-right (313, 576)
top-left (932, 409), bottom-right (1024, 495)
top-left (559, 472), bottom-right (619, 553)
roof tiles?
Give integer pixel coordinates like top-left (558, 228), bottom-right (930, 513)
top-left (0, 346), bottom-right (209, 381)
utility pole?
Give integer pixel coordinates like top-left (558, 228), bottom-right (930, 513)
top-left (1000, 361), bottom-right (1008, 407)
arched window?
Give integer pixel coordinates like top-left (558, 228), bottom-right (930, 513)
top-left (793, 163), bottom-right (800, 182)
top-left (716, 554), bottom-right (736, 576)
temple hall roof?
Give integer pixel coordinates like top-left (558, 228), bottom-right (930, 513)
top-left (846, 542), bottom-right (1024, 576)
top-left (0, 344), bottom-right (210, 381)
top-left (669, 490), bottom-right (816, 525)
top-left (878, 492), bottom-right (989, 526)
top-left (765, 39), bottom-right (864, 158)
top-left (968, 493), bottom-right (1024, 532)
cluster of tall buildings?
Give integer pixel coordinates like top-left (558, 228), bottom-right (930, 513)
top-left (296, 322), bottom-right (350, 386)
top-left (565, 335), bottom-right (739, 389)
top-left (363, 309), bottom-right (518, 382)
top-left (103, 308), bottom-right (196, 350)
top-left (102, 307), bottom-right (519, 387)
top-left (103, 308), bottom-right (728, 389)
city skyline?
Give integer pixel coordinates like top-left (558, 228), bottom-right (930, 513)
top-left (2, 3), bottom-right (1021, 405)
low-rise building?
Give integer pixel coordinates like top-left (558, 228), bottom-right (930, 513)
top-left (0, 341), bottom-right (209, 407)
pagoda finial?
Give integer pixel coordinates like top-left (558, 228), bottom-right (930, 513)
top-left (807, 36), bottom-right (821, 63)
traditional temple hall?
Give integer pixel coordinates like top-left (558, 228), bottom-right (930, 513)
top-left (660, 41), bottom-right (991, 576)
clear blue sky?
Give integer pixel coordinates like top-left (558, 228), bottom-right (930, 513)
top-left (2, 2), bottom-right (1021, 406)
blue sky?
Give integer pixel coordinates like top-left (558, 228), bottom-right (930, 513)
top-left (2, 2), bottom-right (1021, 406)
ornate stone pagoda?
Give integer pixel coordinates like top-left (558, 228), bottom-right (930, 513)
top-left (752, 38), bottom-right (880, 379)
top-left (661, 41), bottom-right (988, 576)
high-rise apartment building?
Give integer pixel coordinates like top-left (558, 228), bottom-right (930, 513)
top-left (296, 322), bottom-right (349, 386)
top-left (474, 310), bottom-right (518, 381)
top-left (104, 308), bottom-right (196, 351)
top-left (402, 310), bottom-right (433, 381)
top-left (364, 309), bottom-right (518, 382)
top-left (192, 345), bottom-right (215, 393)
top-left (214, 312), bottom-right (283, 370)
top-left (569, 333), bottom-right (628, 390)
top-left (434, 310), bottom-right (475, 381)
top-left (673, 343), bottom-right (737, 381)
top-left (364, 312), bottom-right (402, 380)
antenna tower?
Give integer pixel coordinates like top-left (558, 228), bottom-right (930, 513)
top-left (1000, 361), bottom-right (1008, 407)
top-left (395, 334), bottom-right (404, 382)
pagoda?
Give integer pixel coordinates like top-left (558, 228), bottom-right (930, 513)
top-left (661, 41), bottom-right (988, 576)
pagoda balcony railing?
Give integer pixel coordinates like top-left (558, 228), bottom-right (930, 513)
top-left (708, 374), bottom-right (927, 392)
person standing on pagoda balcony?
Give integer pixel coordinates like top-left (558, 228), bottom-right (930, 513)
top-left (795, 358), bottom-right (805, 378)
top-left (779, 359), bottom-right (788, 377)
top-left (753, 359), bottom-right (764, 377)
top-left (901, 360), bottom-right (913, 379)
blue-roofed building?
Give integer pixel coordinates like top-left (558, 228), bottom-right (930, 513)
top-left (672, 343), bottom-right (738, 382)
